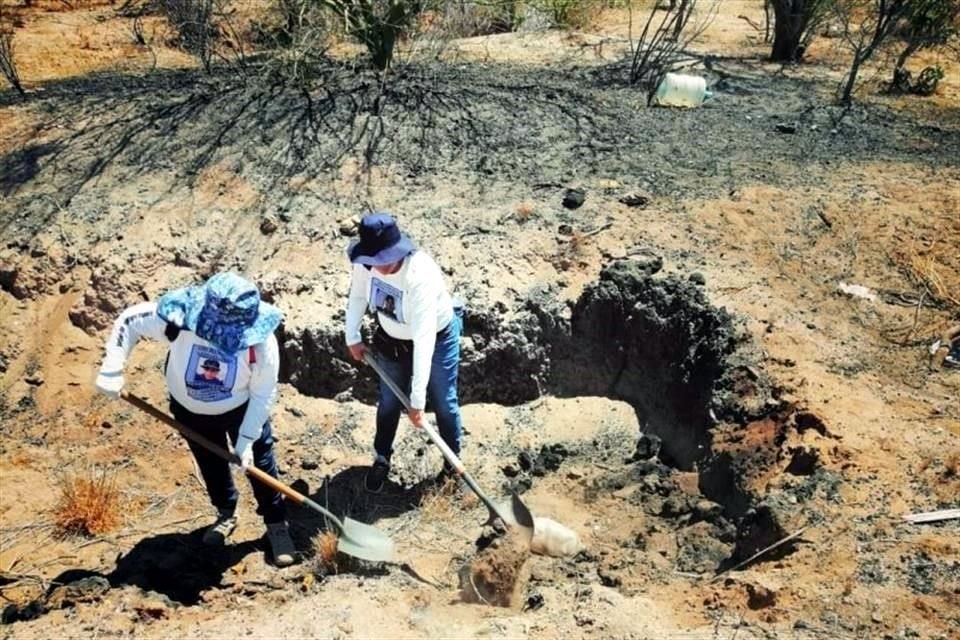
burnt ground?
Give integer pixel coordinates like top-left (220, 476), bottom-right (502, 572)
top-left (1, 10), bottom-right (960, 640)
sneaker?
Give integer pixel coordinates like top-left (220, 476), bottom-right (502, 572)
top-left (202, 510), bottom-right (237, 546)
top-left (266, 522), bottom-right (296, 567)
top-left (365, 459), bottom-right (390, 493)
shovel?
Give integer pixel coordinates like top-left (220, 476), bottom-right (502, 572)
top-left (120, 391), bottom-right (395, 563)
top-left (362, 352), bottom-right (534, 534)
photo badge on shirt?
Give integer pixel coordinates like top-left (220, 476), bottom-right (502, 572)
top-left (185, 344), bottom-right (237, 402)
top-left (370, 278), bottom-right (405, 323)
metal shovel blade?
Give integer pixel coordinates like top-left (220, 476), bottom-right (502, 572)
top-left (336, 517), bottom-right (396, 563)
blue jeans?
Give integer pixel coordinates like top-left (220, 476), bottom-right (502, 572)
top-left (170, 398), bottom-right (286, 524)
top-left (374, 308), bottom-right (464, 462)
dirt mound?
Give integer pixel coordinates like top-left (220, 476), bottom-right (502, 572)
top-left (459, 530), bottom-right (531, 608)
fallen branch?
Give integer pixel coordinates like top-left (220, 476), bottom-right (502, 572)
top-left (710, 527), bottom-right (807, 582)
top-left (902, 509), bottom-right (960, 524)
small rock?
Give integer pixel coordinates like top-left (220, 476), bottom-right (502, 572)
top-left (689, 272), bottom-right (706, 285)
top-left (286, 406), bottom-right (306, 418)
top-left (627, 250), bottom-right (663, 275)
top-left (24, 373), bottom-right (44, 386)
top-left (631, 433), bottom-right (662, 460)
top-left (597, 568), bottom-right (622, 587)
top-left (557, 223), bottom-right (574, 236)
top-left (619, 192), bottom-right (650, 208)
top-left (746, 582), bottom-right (777, 609)
top-left (501, 464), bottom-right (520, 478)
top-left (562, 188), bottom-right (586, 209)
top-left (100, 421), bottom-right (112, 430)
top-left (872, 612), bottom-right (883, 624)
top-left (301, 459), bottom-right (319, 471)
top-left (692, 499), bottom-right (724, 523)
top-left (517, 451), bottom-right (534, 472)
top-left (523, 592), bottom-right (544, 611)
top-left (333, 390), bottom-right (353, 403)
top-left (339, 218), bottom-right (358, 236)
top-left (775, 123), bottom-right (798, 134)
top-left (260, 215), bottom-right (279, 234)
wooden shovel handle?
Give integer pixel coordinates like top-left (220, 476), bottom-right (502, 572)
top-left (120, 391), bottom-right (307, 507)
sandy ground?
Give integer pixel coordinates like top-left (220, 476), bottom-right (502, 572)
top-left (1, 1), bottom-right (959, 639)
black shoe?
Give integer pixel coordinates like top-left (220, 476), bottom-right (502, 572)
top-left (365, 460), bottom-right (389, 493)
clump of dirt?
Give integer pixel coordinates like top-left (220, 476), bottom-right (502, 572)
top-left (458, 530), bottom-right (531, 608)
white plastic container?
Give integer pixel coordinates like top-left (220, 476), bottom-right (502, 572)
top-left (653, 73), bottom-right (712, 107)
top-left (530, 517), bottom-right (582, 557)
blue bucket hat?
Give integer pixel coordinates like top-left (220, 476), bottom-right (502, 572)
top-left (347, 213), bottom-right (416, 266)
top-left (156, 272), bottom-right (282, 353)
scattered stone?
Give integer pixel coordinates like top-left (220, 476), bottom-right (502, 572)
top-left (785, 446), bottom-right (820, 476)
top-left (557, 223), bottom-right (574, 236)
top-left (24, 373), bottom-right (44, 386)
top-left (689, 272), bottom-right (706, 286)
top-left (619, 192), bottom-right (650, 208)
top-left (260, 215), bottom-right (279, 234)
top-left (523, 592), bottom-right (544, 611)
top-left (692, 499), bottom-right (724, 524)
top-left (872, 612), bottom-right (883, 624)
top-left (562, 188), bottom-right (586, 209)
top-left (775, 123), bottom-right (798, 134)
top-left (501, 464), bottom-right (520, 478)
top-left (339, 217), bottom-right (358, 236)
top-left (517, 451), bottom-right (534, 472)
top-left (746, 581), bottom-right (777, 609)
top-left (597, 567), bottom-right (622, 587)
top-left (286, 406), bottom-right (306, 418)
top-left (301, 459), bottom-right (319, 471)
top-left (631, 433), bottom-right (662, 461)
top-left (626, 250), bottom-right (663, 275)
top-left (333, 389), bottom-right (354, 403)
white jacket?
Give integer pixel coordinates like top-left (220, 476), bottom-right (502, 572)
top-left (344, 252), bottom-right (454, 409)
top-left (100, 302), bottom-right (279, 443)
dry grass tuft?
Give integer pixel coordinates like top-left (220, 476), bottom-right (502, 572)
top-left (53, 470), bottom-right (122, 537)
top-left (311, 530), bottom-right (340, 574)
top-left (893, 208), bottom-right (960, 314)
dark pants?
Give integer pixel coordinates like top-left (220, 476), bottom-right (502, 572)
top-left (373, 307), bottom-right (464, 462)
top-left (170, 398), bottom-right (285, 524)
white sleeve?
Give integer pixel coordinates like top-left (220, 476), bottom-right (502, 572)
top-left (344, 265), bottom-right (368, 346)
top-left (100, 302), bottom-right (169, 374)
top-left (408, 278), bottom-right (439, 411)
top-left (236, 334), bottom-right (280, 446)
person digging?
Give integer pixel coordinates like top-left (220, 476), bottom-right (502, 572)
top-left (343, 212), bottom-right (466, 493)
top-left (94, 272), bottom-right (297, 567)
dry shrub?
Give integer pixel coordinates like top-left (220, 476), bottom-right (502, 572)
top-left (54, 470), bottom-right (122, 537)
top-left (944, 451), bottom-right (960, 479)
top-left (311, 530), bottom-right (340, 574)
top-left (893, 208), bottom-right (960, 313)
top-left (418, 479), bottom-right (460, 521)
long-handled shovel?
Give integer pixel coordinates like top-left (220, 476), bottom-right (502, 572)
top-left (121, 391), bottom-right (395, 563)
top-left (362, 352), bottom-right (534, 534)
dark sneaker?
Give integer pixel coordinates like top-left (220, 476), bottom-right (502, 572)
top-left (266, 522), bottom-right (296, 567)
top-left (202, 510), bottom-right (237, 546)
top-left (365, 460), bottom-right (390, 493)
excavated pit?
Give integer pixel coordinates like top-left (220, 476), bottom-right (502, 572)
top-left (281, 258), bottom-right (796, 581)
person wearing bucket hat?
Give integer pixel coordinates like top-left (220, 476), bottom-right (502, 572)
top-left (93, 272), bottom-right (297, 567)
top-left (344, 212), bottom-right (465, 492)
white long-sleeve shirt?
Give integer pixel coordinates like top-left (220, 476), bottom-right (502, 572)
top-left (100, 302), bottom-right (279, 443)
top-left (345, 251), bottom-right (454, 409)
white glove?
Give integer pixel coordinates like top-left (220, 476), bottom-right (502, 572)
top-left (95, 370), bottom-right (124, 399)
top-left (234, 436), bottom-right (255, 469)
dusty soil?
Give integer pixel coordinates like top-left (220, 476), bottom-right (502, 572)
top-left (1, 1), bottom-right (959, 639)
